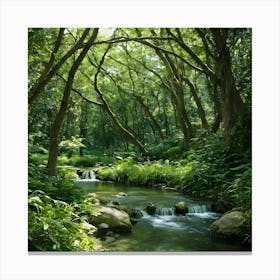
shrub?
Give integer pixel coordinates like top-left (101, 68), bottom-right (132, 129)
top-left (28, 190), bottom-right (101, 251)
top-left (59, 136), bottom-right (85, 158)
top-left (67, 154), bottom-right (116, 167)
top-left (97, 133), bottom-right (251, 214)
top-left (29, 168), bottom-right (84, 203)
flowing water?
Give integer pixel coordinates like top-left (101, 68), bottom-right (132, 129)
top-left (80, 170), bottom-right (97, 180)
top-left (76, 179), bottom-right (250, 252)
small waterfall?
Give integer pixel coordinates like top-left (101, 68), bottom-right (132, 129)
top-left (155, 207), bottom-right (175, 216)
top-left (188, 204), bottom-right (211, 214)
top-left (81, 170), bottom-right (96, 180)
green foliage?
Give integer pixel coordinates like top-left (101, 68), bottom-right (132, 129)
top-left (98, 134), bottom-right (251, 212)
top-left (28, 28), bottom-right (252, 250)
top-left (226, 165), bottom-right (251, 211)
top-left (67, 154), bottom-right (116, 167)
top-left (56, 149), bottom-right (117, 167)
top-left (28, 190), bottom-right (101, 251)
top-left (28, 165), bottom-right (102, 252)
top-left (148, 135), bottom-right (185, 160)
top-left (99, 159), bottom-right (191, 187)
top-left (29, 168), bottom-right (83, 203)
top-left (59, 136), bottom-right (85, 158)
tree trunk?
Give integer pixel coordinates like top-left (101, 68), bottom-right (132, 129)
top-left (79, 100), bottom-right (89, 156)
top-left (184, 78), bottom-right (209, 130)
top-left (150, 41), bottom-right (193, 145)
top-left (205, 76), bottom-right (222, 133)
top-left (29, 29), bottom-right (90, 106)
top-left (134, 94), bottom-right (164, 140)
top-left (47, 29), bottom-right (98, 175)
top-left (211, 28), bottom-right (246, 140)
top-left (101, 101), bottom-right (148, 155)
top-left (93, 47), bottom-right (148, 156)
top-left (175, 83), bottom-right (193, 144)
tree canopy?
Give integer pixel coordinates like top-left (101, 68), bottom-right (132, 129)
top-left (28, 28), bottom-right (251, 175)
top-left (28, 27), bottom-right (252, 252)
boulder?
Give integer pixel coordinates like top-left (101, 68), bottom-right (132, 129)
top-left (210, 211), bottom-right (246, 238)
top-left (125, 208), bottom-right (143, 219)
top-left (125, 208), bottom-right (143, 225)
top-left (77, 169), bottom-right (83, 178)
top-left (117, 192), bottom-right (127, 197)
top-left (175, 201), bottom-right (188, 214)
top-left (88, 206), bottom-right (133, 233)
top-left (145, 202), bottom-right (157, 215)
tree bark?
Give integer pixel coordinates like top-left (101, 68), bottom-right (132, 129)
top-left (184, 78), bottom-right (209, 130)
top-left (29, 29), bottom-right (90, 106)
top-left (47, 29), bottom-right (99, 175)
top-left (211, 28), bottom-right (246, 140)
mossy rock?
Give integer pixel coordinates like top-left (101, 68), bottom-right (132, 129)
top-left (88, 206), bottom-right (133, 233)
top-left (145, 202), bottom-right (156, 215)
top-left (117, 192), bottom-right (127, 197)
top-left (210, 211), bottom-right (246, 238)
top-left (175, 201), bottom-right (188, 215)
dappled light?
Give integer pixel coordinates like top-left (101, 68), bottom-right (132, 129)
top-left (28, 28), bottom-right (251, 252)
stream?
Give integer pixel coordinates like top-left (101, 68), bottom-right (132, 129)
top-left (76, 178), bottom-right (249, 252)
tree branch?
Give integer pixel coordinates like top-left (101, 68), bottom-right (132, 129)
top-left (28, 28), bottom-right (91, 106)
top-left (57, 73), bottom-right (103, 107)
top-left (166, 28), bottom-right (218, 82)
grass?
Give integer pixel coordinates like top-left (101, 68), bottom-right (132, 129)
top-left (29, 151), bottom-right (116, 168)
top-left (97, 145), bottom-right (251, 214)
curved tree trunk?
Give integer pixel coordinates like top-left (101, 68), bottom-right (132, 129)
top-left (29, 29), bottom-right (90, 106)
top-left (150, 38), bottom-right (193, 145)
top-left (47, 29), bottom-right (99, 175)
top-left (101, 100), bottom-right (148, 155)
top-left (93, 47), bottom-right (148, 155)
top-left (211, 28), bottom-right (247, 141)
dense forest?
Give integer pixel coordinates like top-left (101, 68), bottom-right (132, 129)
top-left (28, 28), bottom-right (251, 252)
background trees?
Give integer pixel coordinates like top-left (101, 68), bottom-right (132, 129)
top-left (28, 28), bottom-right (252, 175)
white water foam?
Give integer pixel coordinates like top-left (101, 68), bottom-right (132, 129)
top-left (155, 207), bottom-right (175, 216)
top-left (78, 170), bottom-right (99, 182)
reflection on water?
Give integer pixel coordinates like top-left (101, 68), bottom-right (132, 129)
top-left (76, 180), bottom-right (250, 252)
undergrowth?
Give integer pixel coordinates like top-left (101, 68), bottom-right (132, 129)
top-left (98, 133), bottom-right (251, 213)
top-left (28, 167), bottom-right (101, 251)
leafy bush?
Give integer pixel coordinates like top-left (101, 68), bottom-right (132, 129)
top-left (28, 191), bottom-right (100, 251)
top-left (97, 133), bottom-right (251, 213)
top-left (69, 155), bottom-right (112, 167)
top-left (28, 190), bottom-right (101, 251)
top-left (227, 165), bottom-right (252, 211)
top-left (59, 136), bottom-right (85, 158)
top-left (29, 154), bottom-right (48, 166)
top-left (28, 164), bottom-right (103, 252)
top-left (59, 154), bottom-right (116, 167)
top-left (148, 134), bottom-right (184, 160)
top-left (98, 159), bottom-right (192, 187)
top-left (29, 168), bottom-right (84, 203)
